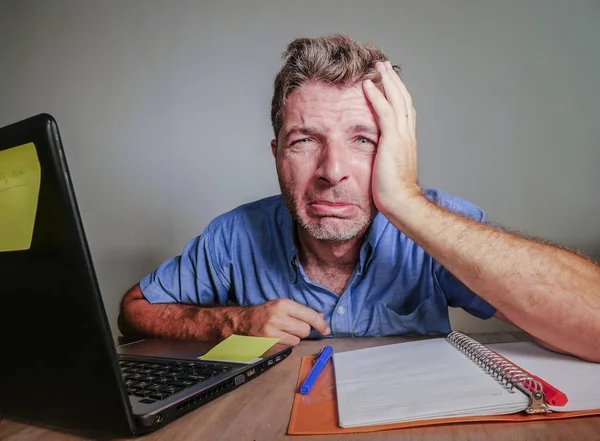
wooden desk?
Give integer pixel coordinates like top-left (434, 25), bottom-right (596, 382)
top-left (2, 332), bottom-right (599, 441)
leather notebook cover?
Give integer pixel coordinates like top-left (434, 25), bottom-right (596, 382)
top-left (288, 356), bottom-right (600, 435)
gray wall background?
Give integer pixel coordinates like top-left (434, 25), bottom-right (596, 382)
top-left (1, 0), bottom-right (599, 338)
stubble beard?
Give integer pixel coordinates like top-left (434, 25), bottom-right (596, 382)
top-left (277, 173), bottom-right (374, 242)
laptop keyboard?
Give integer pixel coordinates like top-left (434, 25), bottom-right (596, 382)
top-left (119, 359), bottom-right (233, 402)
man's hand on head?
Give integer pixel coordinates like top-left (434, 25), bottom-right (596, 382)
top-left (234, 298), bottom-right (331, 346)
top-left (364, 61), bottom-right (423, 217)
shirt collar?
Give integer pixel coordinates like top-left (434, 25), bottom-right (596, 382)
top-left (278, 203), bottom-right (299, 283)
top-left (358, 211), bottom-right (388, 274)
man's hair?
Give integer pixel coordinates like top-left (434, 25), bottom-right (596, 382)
top-left (270, 34), bottom-right (396, 139)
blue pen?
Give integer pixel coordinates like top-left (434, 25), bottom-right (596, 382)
top-left (300, 345), bottom-right (334, 395)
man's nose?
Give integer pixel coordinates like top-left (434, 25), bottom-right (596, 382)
top-left (316, 142), bottom-right (350, 185)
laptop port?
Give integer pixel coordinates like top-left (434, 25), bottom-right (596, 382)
top-left (246, 368), bottom-right (255, 377)
top-left (155, 414), bottom-right (163, 423)
top-left (267, 359), bottom-right (274, 366)
top-left (275, 356), bottom-right (281, 363)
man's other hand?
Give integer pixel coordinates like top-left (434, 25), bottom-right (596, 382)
top-left (364, 60), bottom-right (422, 217)
top-left (235, 298), bottom-right (331, 346)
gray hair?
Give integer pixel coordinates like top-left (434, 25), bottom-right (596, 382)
top-left (270, 34), bottom-right (399, 138)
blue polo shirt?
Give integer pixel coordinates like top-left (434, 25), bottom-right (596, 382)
top-left (140, 189), bottom-right (496, 338)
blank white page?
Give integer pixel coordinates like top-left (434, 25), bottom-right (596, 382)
top-left (333, 338), bottom-right (529, 428)
top-left (489, 342), bottom-right (600, 412)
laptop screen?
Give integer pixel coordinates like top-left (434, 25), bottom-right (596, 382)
top-left (0, 114), bottom-right (135, 436)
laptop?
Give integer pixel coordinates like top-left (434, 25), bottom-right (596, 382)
top-left (0, 114), bottom-right (292, 437)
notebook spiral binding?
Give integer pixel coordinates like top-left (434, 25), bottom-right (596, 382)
top-left (447, 331), bottom-right (550, 414)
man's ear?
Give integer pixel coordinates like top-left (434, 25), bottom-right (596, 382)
top-left (271, 139), bottom-right (278, 158)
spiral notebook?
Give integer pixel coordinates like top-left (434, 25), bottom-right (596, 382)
top-left (288, 332), bottom-right (600, 435)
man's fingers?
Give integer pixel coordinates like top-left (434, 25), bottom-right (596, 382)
top-left (384, 61), bottom-right (416, 135)
top-left (363, 79), bottom-right (399, 138)
top-left (385, 61), bottom-right (413, 108)
top-left (376, 61), bottom-right (408, 133)
top-left (275, 331), bottom-right (301, 347)
top-left (287, 303), bottom-right (331, 335)
top-left (280, 316), bottom-right (312, 339)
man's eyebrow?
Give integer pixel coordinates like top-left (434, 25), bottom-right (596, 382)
top-left (282, 126), bottom-right (321, 142)
top-left (348, 124), bottom-right (380, 137)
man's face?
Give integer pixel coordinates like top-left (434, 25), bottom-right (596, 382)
top-left (272, 81), bottom-right (379, 242)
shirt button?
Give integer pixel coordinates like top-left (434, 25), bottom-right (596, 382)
top-left (337, 306), bottom-right (346, 315)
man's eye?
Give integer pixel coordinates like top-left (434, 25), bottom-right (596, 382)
top-left (356, 137), bottom-right (376, 146)
top-left (291, 138), bottom-right (312, 146)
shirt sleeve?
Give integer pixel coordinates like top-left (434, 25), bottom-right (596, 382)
top-left (139, 224), bottom-right (231, 305)
top-left (426, 188), bottom-right (497, 320)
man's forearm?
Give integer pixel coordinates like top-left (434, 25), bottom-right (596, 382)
top-left (119, 300), bottom-right (243, 341)
top-left (384, 196), bottom-right (600, 361)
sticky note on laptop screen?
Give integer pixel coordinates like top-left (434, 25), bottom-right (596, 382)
top-left (199, 335), bottom-right (280, 363)
top-left (0, 143), bottom-right (41, 252)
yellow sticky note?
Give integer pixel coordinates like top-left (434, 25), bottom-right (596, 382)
top-left (199, 335), bottom-right (280, 363)
top-left (0, 143), bottom-right (41, 252)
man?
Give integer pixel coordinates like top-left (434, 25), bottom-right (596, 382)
top-left (119, 35), bottom-right (600, 362)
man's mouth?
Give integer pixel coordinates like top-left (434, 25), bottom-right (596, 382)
top-left (308, 201), bottom-right (358, 216)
